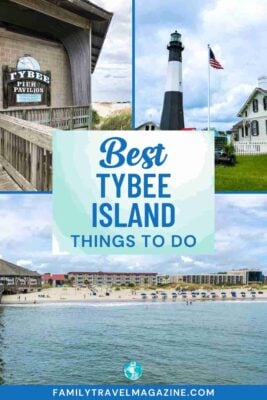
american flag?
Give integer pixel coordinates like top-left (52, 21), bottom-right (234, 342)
top-left (209, 48), bottom-right (223, 69)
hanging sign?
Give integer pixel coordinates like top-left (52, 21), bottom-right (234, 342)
top-left (2, 56), bottom-right (51, 109)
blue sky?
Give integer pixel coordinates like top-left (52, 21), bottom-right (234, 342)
top-left (0, 194), bottom-right (266, 275)
top-left (135, 0), bottom-right (267, 129)
top-left (92, 0), bottom-right (131, 102)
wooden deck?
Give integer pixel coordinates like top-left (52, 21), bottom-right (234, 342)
top-left (0, 167), bottom-right (21, 191)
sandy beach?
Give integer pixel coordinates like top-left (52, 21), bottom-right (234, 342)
top-left (1, 286), bottom-right (267, 304)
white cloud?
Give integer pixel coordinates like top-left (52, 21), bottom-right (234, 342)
top-left (136, 0), bottom-right (267, 129)
top-left (202, 0), bottom-right (266, 33)
top-left (181, 256), bottom-right (193, 263)
top-left (92, 0), bottom-right (131, 102)
top-left (16, 259), bottom-right (33, 267)
top-left (0, 194), bottom-right (266, 275)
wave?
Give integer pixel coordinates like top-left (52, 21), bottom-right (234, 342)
top-left (1, 299), bottom-right (267, 308)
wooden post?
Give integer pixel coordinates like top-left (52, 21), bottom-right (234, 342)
top-left (70, 107), bottom-right (74, 130)
top-left (30, 143), bottom-right (38, 189)
top-left (87, 105), bottom-right (92, 129)
top-left (49, 108), bottom-right (52, 127)
top-left (2, 66), bottom-right (9, 109)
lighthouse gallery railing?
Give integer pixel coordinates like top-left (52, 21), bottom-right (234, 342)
top-left (0, 114), bottom-right (52, 191)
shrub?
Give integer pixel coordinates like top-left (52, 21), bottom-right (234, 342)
top-left (99, 109), bottom-right (132, 130)
top-left (92, 109), bottom-right (101, 128)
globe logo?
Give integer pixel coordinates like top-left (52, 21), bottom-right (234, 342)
top-left (17, 56), bottom-right (41, 71)
top-left (123, 361), bottom-right (143, 381)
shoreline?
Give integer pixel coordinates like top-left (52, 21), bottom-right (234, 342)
top-left (1, 299), bottom-right (267, 306)
top-left (1, 286), bottom-right (267, 305)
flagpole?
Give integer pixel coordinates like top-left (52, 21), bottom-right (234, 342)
top-left (208, 44), bottom-right (211, 131)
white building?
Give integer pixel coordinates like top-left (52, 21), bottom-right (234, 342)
top-left (170, 269), bottom-right (263, 286)
top-left (136, 121), bottom-right (160, 131)
top-left (233, 76), bottom-right (267, 149)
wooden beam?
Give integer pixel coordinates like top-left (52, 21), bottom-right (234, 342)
top-left (0, 155), bottom-right (36, 191)
top-left (0, 114), bottom-right (52, 151)
top-left (9, 0), bottom-right (91, 29)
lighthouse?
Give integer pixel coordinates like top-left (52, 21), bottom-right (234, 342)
top-left (160, 31), bottom-right (185, 130)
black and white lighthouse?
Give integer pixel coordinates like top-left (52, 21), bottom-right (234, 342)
top-left (160, 31), bottom-right (184, 130)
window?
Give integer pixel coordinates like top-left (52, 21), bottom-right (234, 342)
top-left (244, 111), bottom-right (247, 117)
top-left (151, 126), bottom-right (155, 130)
top-left (145, 125), bottom-right (149, 130)
top-left (252, 99), bottom-right (258, 112)
top-left (264, 96), bottom-right (267, 111)
top-left (266, 120), bottom-right (267, 135)
top-left (251, 120), bottom-right (259, 136)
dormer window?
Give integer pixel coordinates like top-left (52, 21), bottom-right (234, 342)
top-left (252, 99), bottom-right (258, 112)
top-left (264, 96), bottom-right (267, 111)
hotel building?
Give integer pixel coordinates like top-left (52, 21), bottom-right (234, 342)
top-left (170, 269), bottom-right (263, 286)
top-left (68, 272), bottom-right (158, 287)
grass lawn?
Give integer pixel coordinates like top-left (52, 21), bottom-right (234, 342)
top-left (215, 155), bottom-right (267, 192)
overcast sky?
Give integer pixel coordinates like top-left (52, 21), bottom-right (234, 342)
top-left (0, 194), bottom-right (266, 275)
top-left (135, 0), bottom-right (267, 129)
top-left (91, 0), bottom-right (132, 102)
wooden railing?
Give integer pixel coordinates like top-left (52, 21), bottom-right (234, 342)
top-left (0, 114), bottom-right (52, 191)
top-left (0, 105), bottom-right (92, 130)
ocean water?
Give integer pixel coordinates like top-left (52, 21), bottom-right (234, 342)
top-left (0, 301), bottom-right (267, 385)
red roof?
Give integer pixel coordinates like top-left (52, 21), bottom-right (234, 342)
top-left (42, 274), bottom-right (66, 281)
